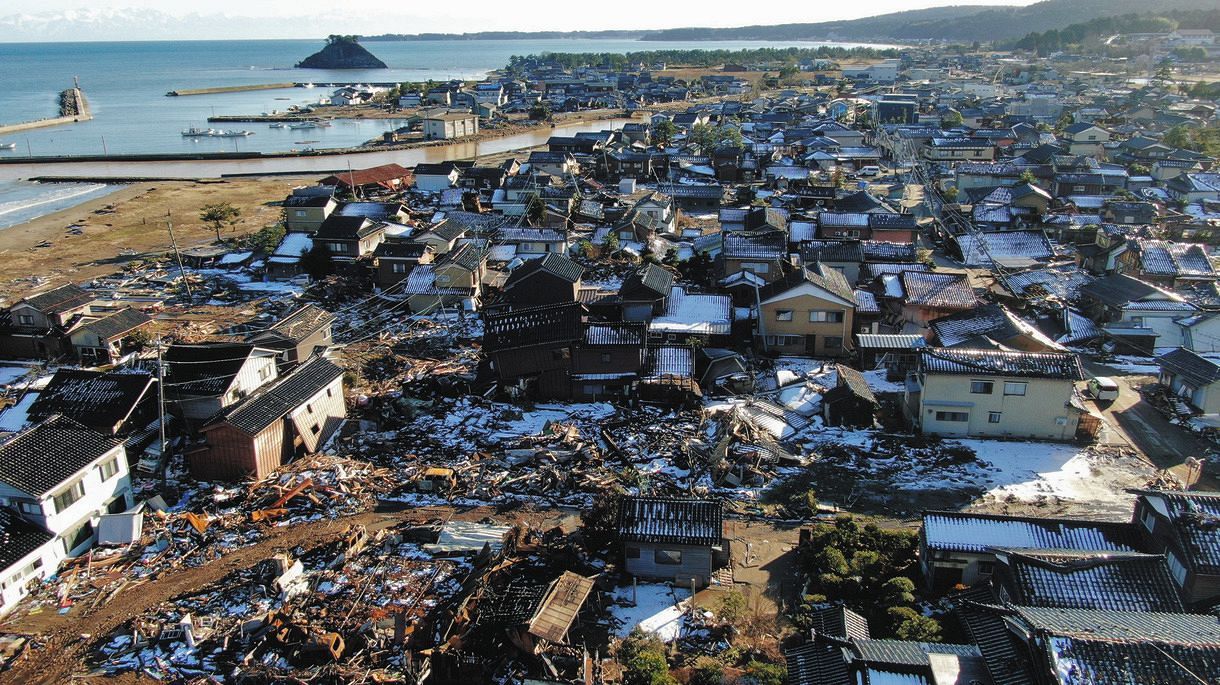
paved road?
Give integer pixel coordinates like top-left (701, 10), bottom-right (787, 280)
top-left (1084, 360), bottom-right (1214, 486)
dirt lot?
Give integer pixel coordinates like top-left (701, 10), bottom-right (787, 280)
top-left (0, 177), bottom-right (313, 300)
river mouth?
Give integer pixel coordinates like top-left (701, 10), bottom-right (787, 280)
top-left (0, 118), bottom-right (639, 182)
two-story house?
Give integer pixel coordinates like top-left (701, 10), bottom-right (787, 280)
top-left (1061, 123), bottom-right (1110, 158)
top-left (27, 368), bottom-right (158, 437)
top-left (312, 216), bottom-right (386, 263)
top-left (164, 343), bottom-right (280, 425)
top-left (499, 253), bottom-right (584, 308)
top-left (190, 357), bottom-right (346, 481)
top-left (905, 347), bottom-right (1086, 441)
top-left (1133, 490), bottom-right (1220, 606)
top-left (619, 263), bottom-right (675, 323)
top-left (1156, 348), bottom-right (1220, 415)
top-left (66, 307), bottom-right (153, 365)
top-left (1078, 274), bottom-right (1200, 353)
top-left (483, 302), bottom-right (583, 399)
top-left (247, 304), bottom-right (335, 369)
top-left (403, 242), bottom-right (486, 314)
top-left (571, 322), bottom-right (646, 401)
top-left (373, 241), bottom-right (435, 289)
top-left (282, 193), bottom-right (338, 233)
top-left (1, 283), bottom-right (95, 359)
top-left (0, 415), bottom-right (134, 577)
top-left (755, 264), bottom-right (857, 357)
top-left (722, 231), bottom-right (788, 284)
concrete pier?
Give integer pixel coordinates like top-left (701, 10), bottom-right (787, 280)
top-left (0, 86), bottom-right (92, 136)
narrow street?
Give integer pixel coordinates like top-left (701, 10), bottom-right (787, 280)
top-left (1083, 360), bottom-right (1215, 488)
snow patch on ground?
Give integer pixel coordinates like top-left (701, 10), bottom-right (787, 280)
top-left (861, 368), bottom-right (905, 393)
top-left (609, 584), bottom-right (692, 641)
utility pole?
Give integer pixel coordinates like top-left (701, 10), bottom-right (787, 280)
top-left (166, 211), bottom-right (193, 300)
top-left (155, 335), bottom-right (169, 486)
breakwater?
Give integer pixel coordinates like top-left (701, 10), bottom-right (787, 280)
top-left (0, 87), bottom-right (92, 136)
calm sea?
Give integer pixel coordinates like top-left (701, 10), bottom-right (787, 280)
top-left (0, 38), bottom-right (881, 157)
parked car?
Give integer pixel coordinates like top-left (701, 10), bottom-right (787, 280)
top-left (137, 442), bottom-right (165, 474)
top-left (1088, 376), bottom-right (1120, 403)
top-left (859, 165), bottom-right (881, 177)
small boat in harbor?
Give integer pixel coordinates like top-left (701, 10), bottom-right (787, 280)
top-left (211, 130), bottom-right (254, 137)
top-left (182, 127), bottom-right (215, 137)
top-left (0, 143), bottom-right (16, 151)
top-left (269, 122), bottom-right (287, 129)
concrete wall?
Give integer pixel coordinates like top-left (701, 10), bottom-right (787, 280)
top-left (917, 373), bottom-right (1080, 440)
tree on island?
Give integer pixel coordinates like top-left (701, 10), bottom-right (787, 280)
top-left (327, 35), bottom-right (361, 45)
top-left (199, 202), bottom-right (241, 242)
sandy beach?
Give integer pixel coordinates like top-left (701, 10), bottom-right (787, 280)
top-left (0, 176), bottom-right (314, 300)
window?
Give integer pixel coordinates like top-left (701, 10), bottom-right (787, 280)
top-left (625, 546), bottom-right (641, 559)
top-left (17, 314), bottom-right (34, 326)
top-left (18, 501), bottom-right (39, 516)
top-left (98, 457), bottom-right (120, 481)
top-left (311, 423), bottom-right (321, 435)
top-left (52, 481), bottom-right (86, 514)
top-left (977, 561), bottom-right (995, 575)
top-left (258, 365), bottom-right (273, 382)
top-left (1003, 382), bottom-right (1027, 396)
top-left (600, 353), bottom-right (612, 364)
top-left (741, 262), bottom-right (770, 274)
top-left (391, 262), bottom-right (408, 274)
top-left (327, 387), bottom-right (334, 398)
top-left (970, 380), bottom-right (994, 394)
top-left (326, 242), bottom-right (346, 253)
top-left (988, 412), bottom-right (1002, 424)
top-left (824, 336), bottom-right (843, 351)
top-left (765, 335), bottom-right (802, 346)
top-left (294, 210), bottom-right (307, 218)
top-left (934, 411), bottom-right (969, 422)
top-left (808, 310), bottom-right (844, 323)
top-left (306, 403), bottom-right (314, 414)
top-left (654, 549), bottom-right (682, 565)
top-left (1141, 509), bottom-right (1157, 533)
top-left (1168, 552), bottom-right (1188, 585)
top-left (775, 309), bottom-right (794, 322)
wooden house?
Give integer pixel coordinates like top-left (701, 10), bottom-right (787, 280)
top-left (499, 253), bottom-right (584, 308)
top-left (247, 304), bottom-right (335, 369)
top-left (482, 303), bottom-right (583, 399)
top-left (617, 496), bottom-right (725, 589)
top-left (189, 357), bottom-right (345, 481)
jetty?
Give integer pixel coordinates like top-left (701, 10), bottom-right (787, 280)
top-left (166, 83), bottom-right (298, 97)
top-left (0, 81), bottom-right (92, 136)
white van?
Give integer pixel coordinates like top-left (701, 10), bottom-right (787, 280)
top-left (859, 165), bottom-right (881, 177)
top-left (1088, 377), bottom-right (1120, 403)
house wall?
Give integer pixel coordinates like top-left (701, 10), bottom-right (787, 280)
top-left (1120, 308), bottom-right (1188, 349)
top-left (1160, 370), bottom-right (1220, 414)
top-left (0, 445), bottom-right (133, 557)
top-left (916, 373), bottom-right (1080, 440)
top-left (191, 422), bottom-right (285, 481)
top-left (1135, 499), bottom-right (1220, 606)
top-left (416, 174), bottom-right (458, 193)
top-left (173, 354), bottom-right (278, 423)
top-left (0, 536), bottom-right (61, 616)
top-left (1183, 318), bottom-right (1220, 354)
top-left (505, 273), bottom-right (580, 306)
top-left (623, 541), bottom-right (715, 588)
top-left (287, 376), bottom-right (346, 454)
top-left (759, 292), bottom-right (855, 357)
top-left (723, 257), bottom-right (784, 284)
top-left (919, 535), bottom-right (995, 590)
top-left (285, 203), bottom-right (334, 233)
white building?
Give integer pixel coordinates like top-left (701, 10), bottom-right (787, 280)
top-left (0, 415), bottom-right (134, 614)
top-left (422, 113), bottom-right (480, 140)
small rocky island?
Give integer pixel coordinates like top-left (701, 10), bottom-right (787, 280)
top-left (296, 35), bottom-right (388, 69)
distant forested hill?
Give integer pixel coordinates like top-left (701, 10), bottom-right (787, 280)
top-left (366, 0), bottom-right (1218, 44)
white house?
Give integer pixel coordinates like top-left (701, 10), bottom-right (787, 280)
top-left (422, 112), bottom-right (480, 140)
top-left (413, 163), bottom-right (462, 192)
top-left (0, 415), bottom-right (134, 614)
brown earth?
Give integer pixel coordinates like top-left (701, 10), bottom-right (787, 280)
top-left (0, 177), bottom-right (315, 301)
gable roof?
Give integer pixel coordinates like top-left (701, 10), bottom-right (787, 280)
top-left (1131, 240), bottom-right (1216, 279)
top-left (616, 496), bottom-right (723, 546)
top-left (73, 307), bottom-right (152, 342)
top-left (930, 303), bottom-right (1062, 350)
top-left (483, 302), bottom-right (582, 352)
top-left (0, 507), bottom-right (55, 571)
top-left (1078, 273), bottom-right (1186, 308)
top-left (1156, 347), bottom-right (1220, 388)
top-left (165, 343), bottom-right (271, 396)
top-left (504, 253), bottom-right (584, 288)
top-left (204, 357), bottom-right (343, 435)
top-left (620, 263), bottom-right (675, 300)
top-left (19, 283), bottom-right (93, 315)
top-left (758, 264), bottom-right (856, 307)
top-left (723, 230), bottom-right (786, 260)
top-left (921, 510), bottom-right (1136, 553)
top-left (258, 304), bottom-right (335, 344)
top-left (1135, 490), bottom-right (1220, 575)
top-left (919, 347), bottom-right (1083, 380)
top-left (899, 271), bottom-right (978, 309)
top-left (0, 415), bottom-right (121, 496)
top-left (28, 369), bottom-right (155, 434)
top-left (994, 549), bottom-right (1183, 613)
top-left (314, 215), bottom-right (380, 240)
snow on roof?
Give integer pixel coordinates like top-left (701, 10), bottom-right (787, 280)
top-left (649, 287), bottom-right (732, 336)
top-left (922, 511), bottom-right (1137, 553)
top-left (271, 232), bottom-right (314, 260)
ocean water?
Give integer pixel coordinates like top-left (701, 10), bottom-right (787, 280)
top-left (0, 38), bottom-right (877, 157)
top-left (0, 180), bottom-right (121, 229)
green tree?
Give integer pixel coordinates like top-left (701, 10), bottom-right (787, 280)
top-left (620, 630), bottom-right (676, 685)
top-left (1164, 125), bottom-right (1193, 150)
top-left (529, 100), bottom-right (552, 121)
top-left (941, 110), bottom-right (963, 127)
top-left (200, 202), bottom-right (241, 242)
top-left (526, 195), bottom-right (546, 226)
top-left (716, 590), bottom-right (749, 625)
top-left (881, 577), bottom-right (916, 606)
top-left (653, 119), bottom-right (677, 145)
top-left (888, 606), bottom-right (942, 642)
top-left (300, 242), bottom-right (335, 281)
top-left (689, 658), bottom-right (725, 685)
top-left (1019, 170), bottom-right (1038, 185)
top-left (742, 660), bottom-right (786, 685)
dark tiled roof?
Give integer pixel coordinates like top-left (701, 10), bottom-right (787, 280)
top-left (620, 263), bottom-right (675, 300)
top-left (920, 347), bottom-right (1084, 380)
top-left (1156, 348), bottom-right (1220, 389)
top-left (0, 415), bottom-right (121, 496)
top-left (616, 496), bottom-right (722, 546)
top-left (825, 365), bottom-right (877, 406)
top-left (785, 640), bottom-right (852, 685)
top-left (996, 549), bottom-right (1183, 613)
top-left (441, 242), bottom-right (484, 273)
top-left (852, 638), bottom-right (980, 666)
top-left (758, 264), bottom-right (855, 305)
top-left (930, 303), bottom-right (1031, 348)
top-left (28, 369), bottom-right (155, 434)
top-left (483, 302), bottom-right (582, 352)
top-left (1078, 274), bottom-right (1182, 308)
top-left (165, 343), bottom-right (264, 396)
top-left (583, 322), bottom-right (646, 347)
top-left (723, 230), bottom-right (786, 260)
top-left (263, 304), bottom-right (335, 343)
top-left (900, 271), bottom-right (978, 309)
top-left (801, 239), bottom-right (863, 264)
top-left (1136, 490), bottom-right (1220, 575)
top-left (504, 253), bottom-right (584, 288)
top-left (21, 283), bottom-right (93, 315)
top-left (207, 357), bottom-right (343, 435)
top-left (0, 507), bottom-right (54, 571)
top-left (76, 307), bottom-right (151, 341)
top-left (314, 216), bottom-right (379, 240)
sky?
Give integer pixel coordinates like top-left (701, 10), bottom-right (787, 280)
top-left (1, 1), bottom-right (1042, 35)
